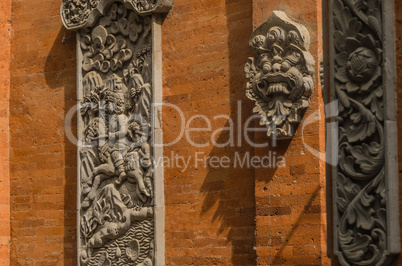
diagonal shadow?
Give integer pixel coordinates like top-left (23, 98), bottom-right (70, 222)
top-left (44, 27), bottom-right (77, 265)
top-left (199, 0), bottom-right (255, 265)
top-left (271, 185), bottom-right (321, 265)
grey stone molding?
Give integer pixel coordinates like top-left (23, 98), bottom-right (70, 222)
top-left (324, 0), bottom-right (400, 265)
top-left (245, 11), bottom-right (315, 138)
top-left (60, 0), bottom-right (169, 265)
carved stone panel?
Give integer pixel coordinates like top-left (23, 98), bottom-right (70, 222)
top-left (244, 11), bottom-right (315, 138)
top-left (60, 0), bottom-right (170, 265)
top-left (325, 0), bottom-right (400, 265)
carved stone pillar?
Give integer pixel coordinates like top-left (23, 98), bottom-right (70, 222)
top-left (324, 0), bottom-right (400, 265)
top-left (60, 1), bottom-right (171, 265)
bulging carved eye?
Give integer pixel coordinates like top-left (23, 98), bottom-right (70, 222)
top-left (281, 62), bottom-right (290, 72)
top-left (263, 63), bottom-right (272, 74)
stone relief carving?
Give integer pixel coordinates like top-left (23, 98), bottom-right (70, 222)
top-left (244, 11), bottom-right (315, 138)
top-left (327, 0), bottom-right (399, 265)
top-left (61, 0), bottom-right (172, 30)
top-left (60, 0), bottom-right (169, 263)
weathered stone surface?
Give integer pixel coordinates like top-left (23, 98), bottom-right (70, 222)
top-left (245, 11), bottom-right (315, 139)
top-left (60, 0), bottom-right (168, 265)
top-left (325, 0), bottom-right (400, 265)
top-left (75, 3), bottom-right (156, 265)
top-left (60, 0), bottom-right (172, 30)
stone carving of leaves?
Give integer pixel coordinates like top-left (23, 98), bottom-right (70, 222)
top-left (336, 173), bottom-right (361, 213)
top-left (346, 99), bottom-right (377, 143)
top-left (80, 215), bottom-right (98, 241)
top-left (338, 171), bottom-right (386, 265)
top-left (362, 86), bottom-right (383, 121)
top-left (335, 85), bottom-right (351, 112)
top-left (93, 199), bottom-right (112, 225)
top-left (331, 0), bottom-right (393, 264)
top-left (339, 139), bottom-right (383, 181)
top-left (244, 58), bottom-right (256, 79)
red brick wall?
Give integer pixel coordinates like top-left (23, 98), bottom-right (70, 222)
top-left (5, 0), bottom-right (401, 265)
top-left (0, 0), bottom-right (11, 263)
top-left (251, 1), bottom-right (329, 265)
top-left (162, 0), bottom-right (256, 264)
top-left (9, 0), bottom-right (77, 263)
top-left (162, 0), bottom-right (328, 265)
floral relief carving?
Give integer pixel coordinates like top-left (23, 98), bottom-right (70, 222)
top-left (245, 11), bottom-right (315, 138)
top-left (329, 0), bottom-right (399, 265)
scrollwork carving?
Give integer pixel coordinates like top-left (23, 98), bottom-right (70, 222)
top-left (245, 11), bottom-right (315, 138)
top-left (328, 0), bottom-right (399, 265)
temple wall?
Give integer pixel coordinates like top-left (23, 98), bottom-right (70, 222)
top-left (9, 0), bottom-right (77, 263)
top-left (161, 1), bottom-right (256, 264)
top-left (0, 0), bottom-right (11, 264)
top-left (251, 1), bottom-right (328, 265)
top-left (0, 0), bottom-right (400, 265)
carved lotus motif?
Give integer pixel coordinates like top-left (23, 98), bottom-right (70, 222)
top-left (245, 11), bottom-right (315, 138)
top-left (335, 34), bottom-right (381, 93)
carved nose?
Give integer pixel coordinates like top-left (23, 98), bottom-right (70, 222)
top-left (272, 63), bottom-right (281, 73)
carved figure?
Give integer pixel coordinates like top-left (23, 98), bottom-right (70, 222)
top-left (103, 74), bottom-right (129, 184)
top-left (245, 11), bottom-right (315, 138)
top-left (80, 184), bottom-right (153, 265)
top-left (61, 0), bottom-right (170, 263)
top-left (125, 121), bottom-right (153, 199)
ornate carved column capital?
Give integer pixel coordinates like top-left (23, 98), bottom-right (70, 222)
top-left (245, 11), bottom-right (315, 138)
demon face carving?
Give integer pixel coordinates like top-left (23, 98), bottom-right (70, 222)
top-left (245, 11), bottom-right (315, 138)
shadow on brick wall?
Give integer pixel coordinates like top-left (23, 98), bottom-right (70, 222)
top-left (199, 1), bottom-right (256, 264)
top-left (44, 27), bottom-right (77, 265)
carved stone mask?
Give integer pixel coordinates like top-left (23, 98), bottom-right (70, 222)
top-left (245, 11), bottom-right (315, 138)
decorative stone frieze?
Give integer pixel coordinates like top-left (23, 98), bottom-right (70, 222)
top-left (245, 11), bottom-right (315, 138)
top-left (61, 0), bottom-right (170, 265)
top-left (325, 0), bottom-right (400, 265)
